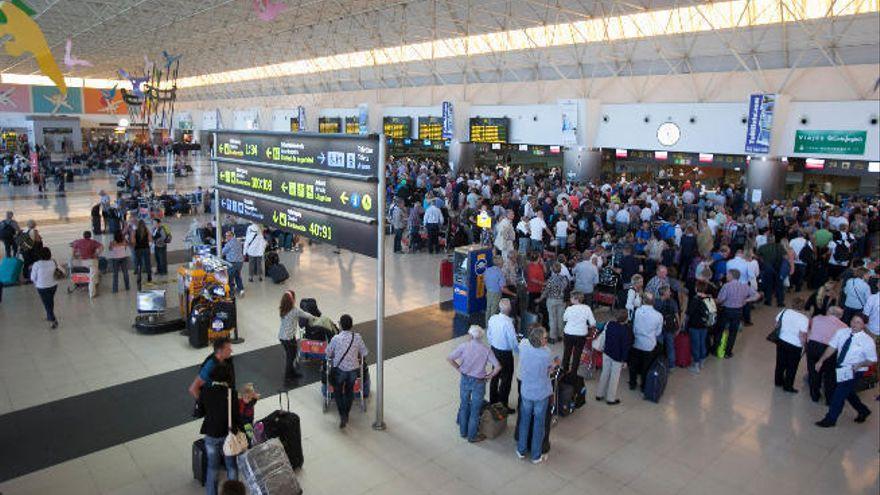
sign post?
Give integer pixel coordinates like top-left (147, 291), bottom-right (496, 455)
top-left (211, 130), bottom-right (386, 429)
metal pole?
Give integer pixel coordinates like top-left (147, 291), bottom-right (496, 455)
top-left (373, 135), bottom-right (387, 431)
top-left (212, 132), bottom-right (221, 258)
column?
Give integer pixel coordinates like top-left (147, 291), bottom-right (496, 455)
top-left (746, 94), bottom-right (791, 202)
top-left (368, 103), bottom-right (384, 135)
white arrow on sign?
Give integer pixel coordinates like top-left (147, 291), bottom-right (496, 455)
top-left (317, 152), bottom-right (325, 164)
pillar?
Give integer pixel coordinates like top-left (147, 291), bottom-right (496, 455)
top-left (746, 156), bottom-right (786, 203)
top-left (563, 146), bottom-right (601, 184)
top-left (368, 103), bottom-right (384, 135)
top-left (578, 99), bottom-right (602, 148)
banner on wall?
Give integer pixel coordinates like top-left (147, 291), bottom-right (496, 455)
top-left (558, 99), bottom-right (578, 146)
top-left (297, 105), bottom-right (306, 131)
top-left (794, 130), bottom-right (867, 155)
top-left (32, 86), bottom-right (82, 114)
top-left (744, 93), bottom-right (776, 154)
top-left (357, 103), bottom-right (368, 135)
top-left (441, 101), bottom-right (454, 140)
top-left (0, 85), bottom-right (32, 112)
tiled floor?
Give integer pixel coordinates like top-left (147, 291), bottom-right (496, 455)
top-left (1, 302), bottom-right (877, 495)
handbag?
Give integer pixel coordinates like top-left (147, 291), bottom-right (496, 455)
top-left (52, 261), bottom-right (66, 281)
top-left (329, 333), bottom-right (355, 385)
top-left (222, 387), bottom-right (248, 457)
top-left (766, 309), bottom-right (786, 344)
top-left (591, 329), bottom-right (606, 352)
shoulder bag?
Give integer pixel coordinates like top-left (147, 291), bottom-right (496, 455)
top-left (766, 309), bottom-right (786, 344)
top-left (52, 260), bottom-right (66, 281)
top-left (329, 333), bottom-right (355, 384)
top-left (223, 387), bottom-right (248, 456)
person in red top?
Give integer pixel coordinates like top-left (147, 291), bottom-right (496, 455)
top-left (525, 251), bottom-right (546, 316)
top-left (70, 231), bottom-right (103, 298)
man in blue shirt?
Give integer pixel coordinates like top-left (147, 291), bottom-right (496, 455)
top-left (221, 230), bottom-right (245, 296)
top-left (447, 325), bottom-right (500, 443)
top-left (487, 299), bottom-right (519, 413)
top-left (484, 258), bottom-right (515, 322)
top-left (516, 327), bottom-right (559, 464)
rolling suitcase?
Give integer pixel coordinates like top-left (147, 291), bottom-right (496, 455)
top-left (440, 258), bottom-right (453, 287)
top-left (643, 357), bottom-right (668, 403)
top-left (238, 438), bottom-right (303, 495)
top-left (264, 251), bottom-right (280, 276)
top-left (0, 257), bottom-right (23, 285)
top-left (211, 300), bottom-right (237, 338)
top-left (674, 332), bottom-right (692, 368)
top-left (259, 391), bottom-right (304, 469)
top-left (478, 402), bottom-right (508, 439)
top-left (268, 263), bottom-right (289, 284)
top-left (188, 305), bottom-right (211, 348)
top-left (192, 438), bottom-right (221, 486)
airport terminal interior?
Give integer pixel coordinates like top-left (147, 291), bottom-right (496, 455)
top-left (0, 1), bottom-right (878, 494)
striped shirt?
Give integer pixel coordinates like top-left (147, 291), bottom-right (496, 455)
top-left (716, 280), bottom-right (757, 309)
top-left (326, 331), bottom-right (369, 372)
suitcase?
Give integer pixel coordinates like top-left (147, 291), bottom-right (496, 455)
top-left (577, 345), bottom-right (603, 379)
top-left (258, 391), bottom-right (304, 469)
top-left (643, 357), bottom-right (668, 403)
top-left (716, 330), bottom-right (729, 359)
top-left (188, 305), bottom-right (211, 348)
top-left (210, 300), bottom-right (237, 339)
top-left (237, 438), bottom-right (303, 495)
top-left (557, 383), bottom-right (574, 417)
top-left (440, 259), bottom-right (453, 287)
top-left (192, 438), bottom-right (221, 486)
top-left (564, 373), bottom-right (587, 409)
top-left (0, 257), bottom-right (23, 285)
top-left (264, 251), bottom-right (280, 275)
top-left (268, 263), bottom-right (289, 284)
top-left (478, 402), bottom-right (508, 439)
top-left (674, 332), bottom-right (692, 368)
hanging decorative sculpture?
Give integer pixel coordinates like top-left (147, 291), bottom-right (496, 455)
top-left (0, 0), bottom-right (66, 94)
top-left (118, 50), bottom-right (181, 134)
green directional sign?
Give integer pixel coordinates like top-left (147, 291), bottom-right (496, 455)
top-left (794, 130), bottom-right (867, 155)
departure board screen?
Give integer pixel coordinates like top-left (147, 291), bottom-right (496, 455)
top-left (344, 117), bottom-right (360, 135)
top-left (469, 117), bottom-right (510, 143)
top-left (289, 118), bottom-right (300, 133)
top-left (383, 116), bottom-right (412, 139)
top-left (418, 116), bottom-right (443, 141)
top-left (318, 117), bottom-right (341, 134)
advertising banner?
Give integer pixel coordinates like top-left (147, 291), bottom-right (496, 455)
top-left (794, 130), bottom-right (867, 155)
top-left (558, 99), bottom-right (578, 145)
top-left (0, 84), bottom-right (31, 113)
top-left (744, 93), bottom-right (775, 154)
top-left (441, 101), bottom-right (454, 140)
top-left (357, 103), bottom-right (368, 135)
top-left (297, 105), bottom-right (306, 131)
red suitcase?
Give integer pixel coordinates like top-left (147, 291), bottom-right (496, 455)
top-left (440, 259), bottom-right (453, 287)
top-left (674, 332), bottom-right (692, 368)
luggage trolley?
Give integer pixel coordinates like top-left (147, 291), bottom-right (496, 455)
top-left (321, 355), bottom-right (367, 414)
top-left (66, 259), bottom-right (93, 297)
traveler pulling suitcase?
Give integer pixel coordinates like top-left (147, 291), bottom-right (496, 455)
top-left (440, 258), bottom-right (453, 287)
top-left (0, 257), bottom-right (23, 285)
top-left (259, 391), bottom-right (304, 469)
top-left (643, 357), bottom-right (668, 403)
top-left (237, 438), bottom-right (303, 495)
top-left (674, 332), bottom-right (692, 368)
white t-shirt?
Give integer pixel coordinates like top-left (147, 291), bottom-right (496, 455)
top-left (563, 304), bottom-right (596, 336)
top-left (827, 238), bottom-right (852, 267)
top-left (828, 328), bottom-right (878, 372)
top-left (640, 208), bottom-right (653, 222)
top-left (789, 237), bottom-right (807, 261)
top-left (555, 220), bottom-right (569, 238)
top-left (864, 292), bottom-right (880, 336)
top-left (776, 309), bottom-right (809, 348)
top-left (528, 217), bottom-right (547, 240)
top-left (615, 209), bottom-right (630, 224)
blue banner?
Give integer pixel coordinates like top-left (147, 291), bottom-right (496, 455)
top-left (357, 103), bottom-right (368, 135)
top-left (441, 101), bottom-right (454, 140)
top-left (297, 105), bottom-right (306, 131)
top-left (744, 93), bottom-right (775, 154)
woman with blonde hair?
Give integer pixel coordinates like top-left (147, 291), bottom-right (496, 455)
top-left (804, 280), bottom-right (838, 317)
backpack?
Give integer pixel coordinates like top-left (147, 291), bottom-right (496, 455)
top-left (15, 229), bottom-right (34, 252)
top-left (162, 224), bottom-right (173, 244)
top-left (732, 224), bottom-right (746, 247)
top-left (833, 241), bottom-right (851, 264)
top-left (0, 220), bottom-right (14, 242)
top-left (703, 298), bottom-right (718, 328)
top-left (798, 242), bottom-right (814, 265)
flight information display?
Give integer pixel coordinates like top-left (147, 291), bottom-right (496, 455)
top-left (418, 116), bottom-right (443, 141)
top-left (216, 161), bottom-right (378, 219)
top-left (383, 116), bottom-right (412, 139)
top-left (344, 117), bottom-right (360, 135)
top-left (289, 118), bottom-right (300, 132)
top-left (214, 131), bottom-right (380, 178)
top-left (318, 117), bottom-right (341, 134)
top-left (217, 189), bottom-right (377, 258)
top-left (469, 117), bottom-right (510, 143)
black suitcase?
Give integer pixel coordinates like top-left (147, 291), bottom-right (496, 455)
top-left (192, 438), bottom-right (207, 485)
top-left (188, 305), bottom-right (211, 348)
top-left (212, 300), bottom-right (237, 336)
top-left (268, 263), bottom-right (289, 284)
top-left (259, 391), bottom-right (304, 469)
top-left (264, 251), bottom-right (280, 275)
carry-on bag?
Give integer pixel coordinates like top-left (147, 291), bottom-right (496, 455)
top-left (258, 391), bottom-right (304, 469)
top-left (268, 263), bottom-right (289, 284)
top-left (674, 332), bottom-right (692, 368)
top-left (440, 259), bottom-right (453, 287)
top-left (643, 357), bottom-right (668, 403)
top-left (0, 257), bottom-right (23, 285)
top-left (478, 402), bottom-right (508, 439)
top-left (188, 305), bottom-right (211, 348)
top-left (237, 438), bottom-right (303, 495)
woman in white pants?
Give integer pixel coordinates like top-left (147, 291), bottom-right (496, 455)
top-left (595, 312), bottom-right (634, 405)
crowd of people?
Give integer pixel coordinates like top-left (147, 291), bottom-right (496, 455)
top-left (385, 157), bottom-right (880, 462)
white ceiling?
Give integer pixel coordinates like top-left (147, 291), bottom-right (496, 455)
top-left (2, 0), bottom-right (878, 101)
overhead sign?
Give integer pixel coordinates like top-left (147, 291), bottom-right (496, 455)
top-left (744, 93), bottom-right (775, 154)
top-left (218, 189), bottom-right (377, 258)
top-left (216, 161), bottom-right (377, 219)
top-left (214, 131), bottom-right (380, 178)
top-left (794, 130), bottom-right (867, 155)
